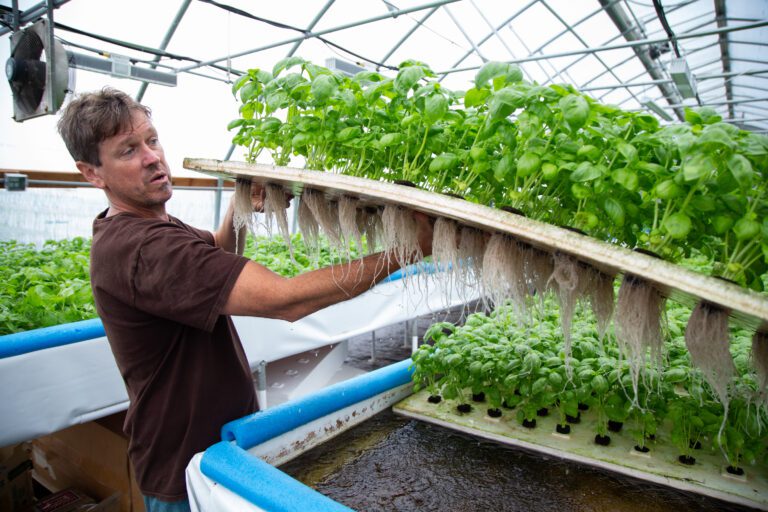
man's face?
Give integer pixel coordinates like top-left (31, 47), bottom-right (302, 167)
top-left (84, 110), bottom-right (173, 217)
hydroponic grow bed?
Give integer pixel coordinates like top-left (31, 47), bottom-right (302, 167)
top-left (394, 389), bottom-right (768, 510)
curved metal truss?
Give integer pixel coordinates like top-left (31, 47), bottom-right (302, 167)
top-left (2, 0), bottom-right (766, 132)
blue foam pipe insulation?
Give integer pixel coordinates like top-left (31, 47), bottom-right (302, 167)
top-left (200, 441), bottom-right (353, 512)
top-left (203, 358), bottom-right (414, 511)
top-left (0, 318), bottom-right (105, 359)
top-left (221, 358), bottom-right (414, 449)
top-left (382, 261), bottom-right (437, 282)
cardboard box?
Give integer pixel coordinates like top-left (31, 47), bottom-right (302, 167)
top-left (0, 442), bottom-right (34, 512)
top-left (31, 413), bottom-right (143, 512)
top-left (34, 488), bottom-right (119, 512)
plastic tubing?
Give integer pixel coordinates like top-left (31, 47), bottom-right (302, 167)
top-left (200, 441), bottom-right (353, 512)
top-left (220, 358), bottom-right (414, 449)
top-left (0, 318), bottom-right (105, 359)
top-left (383, 261), bottom-right (437, 282)
top-left (203, 358), bottom-right (414, 511)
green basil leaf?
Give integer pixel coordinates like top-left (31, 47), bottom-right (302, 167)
top-left (488, 87), bottom-right (527, 120)
top-left (429, 153), bottom-right (460, 172)
top-left (337, 126), bottom-right (362, 142)
top-left (733, 217), bottom-right (761, 241)
top-left (239, 81), bottom-right (260, 103)
top-left (690, 195), bottom-right (716, 212)
top-left (727, 154), bottom-right (754, 188)
top-left (711, 215), bottom-right (734, 235)
top-left (494, 154), bottom-right (515, 182)
top-left (611, 167), bottom-right (639, 191)
top-left (570, 162), bottom-right (604, 182)
top-left (231, 74), bottom-right (251, 96)
top-left (291, 132), bottom-right (312, 147)
top-left (541, 162), bottom-right (558, 180)
top-left (475, 61), bottom-right (522, 89)
top-left (698, 126), bottom-right (734, 151)
top-left (260, 117), bottom-right (282, 133)
top-left (571, 182), bottom-right (592, 200)
top-left (516, 152), bottom-right (541, 178)
top-left (339, 90), bottom-right (357, 111)
top-left (682, 153), bottom-right (714, 181)
top-left (352, 70), bottom-right (384, 83)
top-left (464, 87), bottom-right (490, 108)
top-left (272, 56), bottom-right (306, 77)
top-left (698, 106), bottom-right (722, 124)
top-left (227, 119), bottom-right (245, 131)
top-left (425, 94), bottom-right (449, 124)
top-left (603, 197), bottom-right (625, 227)
top-left (379, 132), bottom-right (405, 147)
top-left (576, 144), bottom-right (600, 161)
top-left (559, 94), bottom-right (590, 130)
top-left (395, 65), bottom-right (426, 94)
top-left (663, 212), bottom-right (692, 239)
top-left (467, 146), bottom-right (485, 162)
top-left (684, 107), bottom-right (702, 125)
top-left (239, 102), bottom-right (255, 120)
top-left (265, 90), bottom-right (289, 113)
top-left (616, 142), bottom-right (638, 163)
top-left (311, 74), bottom-right (338, 102)
top-left (637, 162), bottom-right (665, 174)
top-left (654, 179), bottom-right (683, 200)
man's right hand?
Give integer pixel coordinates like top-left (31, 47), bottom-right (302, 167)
top-left (250, 183), bottom-right (266, 213)
top-left (251, 183), bottom-right (293, 212)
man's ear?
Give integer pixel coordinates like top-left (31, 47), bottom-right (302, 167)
top-left (76, 161), bottom-right (105, 189)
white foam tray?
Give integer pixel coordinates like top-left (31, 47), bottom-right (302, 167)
top-left (394, 390), bottom-right (767, 510)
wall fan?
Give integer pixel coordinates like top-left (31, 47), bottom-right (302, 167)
top-left (5, 18), bottom-right (70, 122)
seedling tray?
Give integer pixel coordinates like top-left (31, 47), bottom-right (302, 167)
top-left (184, 158), bottom-right (768, 331)
top-left (394, 389), bottom-right (768, 510)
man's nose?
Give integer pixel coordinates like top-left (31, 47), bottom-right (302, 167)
top-left (141, 143), bottom-right (161, 166)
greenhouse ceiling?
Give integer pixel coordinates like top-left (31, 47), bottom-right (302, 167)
top-left (1, 0), bottom-right (767, 172)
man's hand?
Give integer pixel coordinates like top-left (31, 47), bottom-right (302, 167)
top-left (250, 183), bottom-right (266, 213)
top-left (251, 182), bottom-right (293, 212)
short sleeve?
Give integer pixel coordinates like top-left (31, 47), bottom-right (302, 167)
top-left (131, 223), bottom-right (248, 331)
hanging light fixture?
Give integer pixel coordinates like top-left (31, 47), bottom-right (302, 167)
top-left (668, 57), bottom-right (697, 99)
top-left (641, 96), bottom-right (673, 121)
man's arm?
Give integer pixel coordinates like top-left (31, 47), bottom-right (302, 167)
top-left (213, 183), bottom-right (267, 254)
top-left (222, 211), bottom-right (434, 322)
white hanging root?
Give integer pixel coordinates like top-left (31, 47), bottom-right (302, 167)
top-left (615, 275), bottom-right (666, 404)
top-left (432, 217), bottom-right (459, 278)
top-left (338, 196), bottom-right (364, 258)
top-left (752, 331), bottom-right (768, 407)
top-left (482, 233), bottom-right (527, 312)
top-left (361, 207), bottom-right (382, 254)
top-left (587, 267), bottom-right (616, 343)
top-left (381, 204), bottom-right (421, 269)
top-left (685, 302), bottom-right (734, 407)
top-left (685, 301), bottom-right (736, 463)
top-left (457, 227), bottom-right (486, 291)
top-left (263, 184), bottom-right (295, 261)
top-left (297, 194), bottom-right (320, 264)
top-left (302, 189), bottom-right (343, 252)
top-left (233, 178), bottom-right (256, 250)
top-left (547, 252), bottom-right (582, 373)
top-left (524, 246), bottom-right (554, 300)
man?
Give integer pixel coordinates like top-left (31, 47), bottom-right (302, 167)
top-left (57, 87), bottom-right (433, 512)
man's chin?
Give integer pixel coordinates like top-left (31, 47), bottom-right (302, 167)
top-left (148, 188), bottom-right (172, 206)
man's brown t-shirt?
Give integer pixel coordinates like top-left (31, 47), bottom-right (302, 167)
top-left (90, 210), bottom-right (257, 500)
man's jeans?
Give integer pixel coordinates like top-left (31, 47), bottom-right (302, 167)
top-left (143, 496), bottom-right (191, 512)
